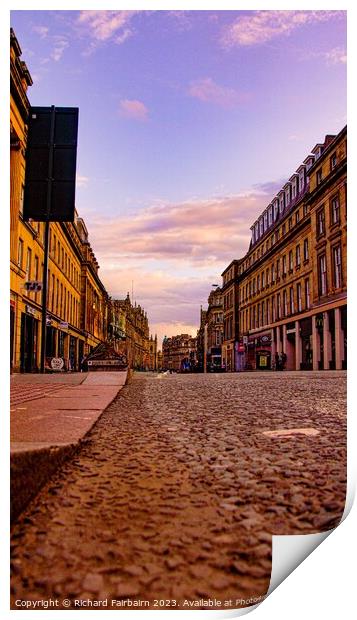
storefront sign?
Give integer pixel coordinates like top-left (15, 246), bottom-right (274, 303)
top-left (25, 305), bottom-right (37, 317)
top-left (60, 321), bottom-right (69, 330)
top-left (50, 357), bottom-right (64, 370)
top-left (24, 281), bottom-right (42, 292)
top-left (88, 359), bottom-right (125, 366)
top-left (237, 343), bottom-right (245, 352)
top-left (259, 334), bottom-right (271, 344)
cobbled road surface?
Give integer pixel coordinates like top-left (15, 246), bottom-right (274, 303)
top-left (11, 371), bottom-right (346, 610)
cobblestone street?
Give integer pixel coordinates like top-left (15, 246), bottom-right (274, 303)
top-left (11, 371), bottom-right (346, 610)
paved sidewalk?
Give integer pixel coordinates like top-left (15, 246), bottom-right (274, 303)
top-left (10, 371), bottom-right (128, 521)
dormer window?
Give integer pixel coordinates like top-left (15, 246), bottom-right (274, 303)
top-left (274, 200), bottom-right (279, 221)
top-left (299, 170), bottom-right (305, 191)
top-left (285, 187), bottom-right (291, 206)
top-left (264, 212), bottom-right (268, 229)
top-left (268, 205), bottom-right (273, 226)
top-left (259, 218), bottom-right (264, 235)
top-left (279, 194), bottom-right (285, 214)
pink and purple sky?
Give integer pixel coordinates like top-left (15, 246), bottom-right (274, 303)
top-left (10, 9), bottom-right (346, 346)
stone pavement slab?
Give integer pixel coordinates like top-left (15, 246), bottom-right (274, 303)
top-left (10, 371), bottom-right (128, 521)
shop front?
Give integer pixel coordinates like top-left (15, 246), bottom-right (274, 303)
top-left (300, 317), bottom-right (313, 370)
top-left (247, 333), bottom-right (272, 370)
top-left (20, 305), bottom-right (39, 372)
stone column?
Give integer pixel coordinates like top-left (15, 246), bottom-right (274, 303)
top-left (335, 307), bottom-right (344, 370)
top-left (295, 320), bottom-right (302, 371)
top-left (311, 315), bottom-right (320, 371)
top-left (282, 324), bottom-right (287, 355)
top-left (323, 311), bottom-right (332, 370)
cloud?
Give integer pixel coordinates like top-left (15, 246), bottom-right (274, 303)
top-left (76, 174), bottom-right (89, 188)
top-left (323, 46), bottom-right (347, 65)
top-left (119, 99), bottom-right (149, 121)
top-left (51, 35), bottom-right (69, 61)
top-left (84, 191), bottom-right (271, 269)
top-left (222, 10), bottom-right (345, 48)
top-left (77, 10), bottom-right (137, 53)
top-left (188, 77), bottom-right (250, 108)
top-left (81, 187), bottom-right (279, 344)
top-left (96, 265), bottom-right (211, 346)
top-left (32, 25), bottom-right (49, 39)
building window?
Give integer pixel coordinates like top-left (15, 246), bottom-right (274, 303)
top-left (331, 195), bottom-right (340, 225)
top-left (330, 152), bottom-right (337, 171)
top-left (289, 287), bottom-right (294, 314)
top-left (283, 290), bottom-right (288, 316)
top-left (333, 244), bottom-right (342, 288)
top-left (18, 238), bottom-right (24, 268)
top-left (282, 254), bottom-right (287, 275)
top-left (272, 297), bottom-right (276, 322)
top-left (277, 293), bottom-right (281, 319)
top-left (261, 301), bottom-right (265, 326)
top-left (295, 209), bottom-right (300, 224)
top-left (297, 283), bottom-right (302, 312)
top-left (271, 264), bottom-right (275, 283)
top-left (303, 238), bottom-right (309, 261)
top-left (274, 200), bottom-right (279, 221)
top-left (276, 259), bottom-right (280, 279)
top-left (317, 206), bottom-right (325, 236)
top-left (285, 188), bottom-right (290, 206)
top-left (316, 168), bottom-right (323, 185)
top-left (289, 250), bottom-right (293, 272)
top-left (51, 274), bottom-right (55, 311)
top-left (299, 170), bottom-right (305, 191)
top-left (279, 195), bottom-right (285, 214)
top-left (303, 203), bottom-right (308, 217)
top-left (266, 268), bottom-right (270, 286)
top-left (257, 275), bottom-right (260, 292)
top-left (305, 278), bottom-right (310, 309)
top-left (296, 244), bottom-right (301, 267)
top-left (282, 223), bottom-right (286, 236)
top-left (25, 247), bottom-right (32, 280)
top-left (318, 253), bottom-right (327, 296)
top-left (252, 278), bottom-right (256, 295)
top-left (288, 217), bottom-right (293, 230)
top-left (261, 271), bottom-right (265, 288)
